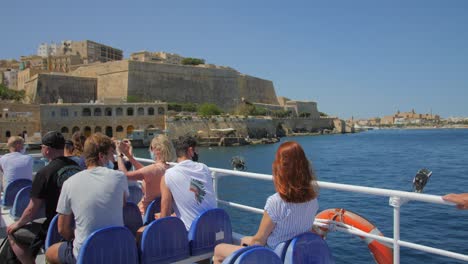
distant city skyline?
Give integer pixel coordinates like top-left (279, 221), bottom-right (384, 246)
top-left (1, 0), bottom-right (467, 119)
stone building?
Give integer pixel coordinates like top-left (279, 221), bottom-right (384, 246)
top-left (130, 51), bottom-right (184, 64)
top-left (277, 97), bottom-right (320, 118)
top-left (24, 73), bottom-right (97, 104)
top-left (71, 60), bottom-right (278, 111)
top-left (40, 102), bottom-right (167, 139)
top-left (20, 55), bottom-right (48, 71)
top-left (382, 109), bottom-right (440, 125)
top-left (67, 40), bottom-right (123, 63)
top-left (47, 54), bottom-right (83, 72)
top-left (2, 69), bottom-right (18, 89)
top-left (0, 102), bottom-right (41, 143)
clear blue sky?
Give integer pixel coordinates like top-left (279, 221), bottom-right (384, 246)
top-left (2, 0), bottom-right (467, 119)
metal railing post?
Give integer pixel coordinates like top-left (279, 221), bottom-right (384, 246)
top-left (212, 171), bottom-right (219, 207)
top-left (389, 196), bottom-right (408, 264)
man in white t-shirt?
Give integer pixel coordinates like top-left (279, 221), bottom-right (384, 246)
top-left (45, 133), bottom-right (129, 264)
top-left (160, 136), bottom-right (216, 230)
top-left (0, 136), bottom-right (33, 191)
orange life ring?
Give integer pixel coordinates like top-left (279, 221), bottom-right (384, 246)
top-left (313, 208), bottom-right (393, 264)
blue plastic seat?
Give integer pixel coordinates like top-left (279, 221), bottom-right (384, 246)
top-left (9, 186), bottom-right (31, 220)
top-left (188, 208), bottom-right (233, 256)
top-left (128, 185), bottom-right (143, 204)
top-left (140, 216), bottom-right (190, 264)
top-left (234, 247), bottom-right (282, 264)
top-left (2, 178), bottom-right (32, 207)
top-left (143, 197), bottom-right (162, 225)
top-left (45, 214), bottom-right (75, 250)
top-left (77, 226), bottom-right (139, 264)
top-left (222, 245), bottom-right (262, 264)
top-left (123, 202), bottom-right (143, 236)
top-left (284, 232), bottom-right (335, 264)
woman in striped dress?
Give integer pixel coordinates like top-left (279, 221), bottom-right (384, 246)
top-left (213, 141), bottom-right (320, 264)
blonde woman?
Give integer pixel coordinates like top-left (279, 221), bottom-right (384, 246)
top-left (117, 135), bottom-right (176, 215)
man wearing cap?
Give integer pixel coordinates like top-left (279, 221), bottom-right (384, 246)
top-left (6, 131), bottom-right (81, 263)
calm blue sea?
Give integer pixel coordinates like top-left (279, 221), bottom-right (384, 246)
top-left (147, 129), bottom-right (467, 264)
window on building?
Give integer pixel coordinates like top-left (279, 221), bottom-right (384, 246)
top-left (61, 127), bottom-right (69, 133)
top-left (74, 111), bottom-right (78, 117)
top-left (116, 126), bottom-right (124, 132)
top-left (127, 108), bottom-right (134, 116)
top-left (95, 126), bottom-right (102, 133)
top-left (137, 107), bottom-right (144, 116)
top-left (82, 108), bottom-right (91, 116)
top-left (148, 107), bottom-right (155, 115)
top-left (158, 107), bottom-right (165, 115)
top-left (94, 108), bottom-right (102, 116)
top-left (105, 108), bottom-right (112, 116)
top-left (51, 111), bottom-right (56, 117)
top-left (72, 126), bottom-right (80, 133)
top-left (60, 108), bottom-right (69, 117)
top-left (116, 108), bottom-right (123, 116)
top-left (84, 126), bottom-right (92, 137)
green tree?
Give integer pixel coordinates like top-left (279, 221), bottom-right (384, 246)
top-left (319, 111), bottom-right (328, 117)
top-left (181, 57), bottom-right (205, 65)
top-left (198, 103), bottom-right (222, 116)
top-left (0, 84), bottom-right (25, 101)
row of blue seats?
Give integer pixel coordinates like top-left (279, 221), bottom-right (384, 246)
top-left (3, 179), bottom-right (335, 263)
top-left (46, 208), bottom-right (233, 264)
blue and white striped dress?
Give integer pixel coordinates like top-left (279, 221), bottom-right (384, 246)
top-left (265, 192), bottom-right (319, 248)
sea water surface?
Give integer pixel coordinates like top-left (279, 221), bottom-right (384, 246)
top-left (136, 129), bottom-right (467, 264)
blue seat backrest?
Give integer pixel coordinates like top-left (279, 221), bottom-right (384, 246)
top-left (77, 226), bottom-right (139, 264)
top-left (222, 245), bottom-right (262, 264)
top-left (128, 185), bottom-right (143, 204)
top-left (45, 214), bottom-right (75, 250)
top-left (234, 247), bottom-right (282, 264)
top-left (10, 186), bottom-right (32, 220)
top-left (143, 197), bottom-right (161, 225)
top-left (188, 208), bottom-right (233, 256)
top-left (123, 202), bottom-right (143, 237)
top-left (140, 216), bottom-right (189, 264)
top-left (284, 232), bottom-right (335, 264)
top-left (2, 179), bottom-right (32, 207)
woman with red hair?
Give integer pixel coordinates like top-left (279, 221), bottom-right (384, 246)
top-left (213, 141), bottom-right (319, 263)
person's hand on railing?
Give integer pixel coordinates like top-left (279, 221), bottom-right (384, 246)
top-left (443, 193), bottom-right (468, 210)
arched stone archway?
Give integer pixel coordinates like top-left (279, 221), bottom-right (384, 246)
top-left (126, 125), bottom-right (134, 136)
top-left (84, 126), bottom-right (92, 137)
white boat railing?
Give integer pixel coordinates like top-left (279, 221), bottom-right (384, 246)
top-left (203, 167), bottom-right (468, 264)
top-left (31, 156), bottom-right (468, 263)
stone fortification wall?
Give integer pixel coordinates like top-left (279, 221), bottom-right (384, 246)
top-left (127, 61), bottom-right (278, 110)
top-left (274, 118), bottom-right (334, 134)
top-left (24, 74), bottom-right (96, 104)
top-left (238, 75), bottom-right (278, 105)
top-left (72, 61), bottom-right (129, 100)
top-left (166, 116), bottom-right (336, 140)
top-left (72, 60), bottom-right (278, 111)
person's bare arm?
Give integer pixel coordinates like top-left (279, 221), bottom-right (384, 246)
top-left (160, 175), bottom-right (173, 217)
top-left (247, 211), bottom-right (276, 246)
top-left (7, 197), bottom-right (44, 234)
top-left (58, 214), bottom-right (74, 240)
top-left (443, 193), bottom-right (468, 210)
top-left (118, 141), bottom-right (144, 170)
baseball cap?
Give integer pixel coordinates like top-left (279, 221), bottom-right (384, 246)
top-left (42, 131), bottom-right (65, 149)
